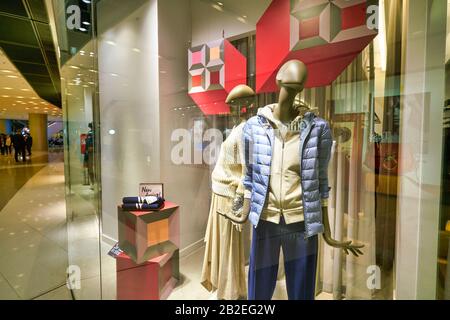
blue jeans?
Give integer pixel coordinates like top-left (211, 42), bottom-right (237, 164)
top-left (248, 217), bottom-right (318, 300)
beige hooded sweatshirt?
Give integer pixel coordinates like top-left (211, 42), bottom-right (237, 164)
top-left (258, 104), bottom-right (304, 225)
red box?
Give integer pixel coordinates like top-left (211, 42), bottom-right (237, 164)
top-left (116, 250), bottom-right (179, 300)
top-left (118, 202), bottom-right (180, 264)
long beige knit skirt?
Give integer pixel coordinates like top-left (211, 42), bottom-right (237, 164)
top-left (201, 193), bottom-right (248, 300)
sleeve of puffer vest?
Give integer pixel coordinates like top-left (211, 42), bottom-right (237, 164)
top-left (242, 121), bottom-right (253, 199)
top-left (319, 121), bottom-right (333, 200)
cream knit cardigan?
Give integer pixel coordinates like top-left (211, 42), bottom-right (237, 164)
top-left (211, 122), bottom-right (246, 199)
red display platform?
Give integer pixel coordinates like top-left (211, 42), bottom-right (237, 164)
top-left (118, 201), bottom-right (180, 264)
top-left (116, 250), bottom-right (179, 300)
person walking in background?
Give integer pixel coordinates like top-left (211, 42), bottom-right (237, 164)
top-left (25, 133), bottom-right (33, 157)
top-left (0, 134), bottom-right (5, 156)
top-left (85, 123), bottom-right (95, 189)
top-left (12, 129), bottom-right (26, 162)
top-left (5, 134), bottom-right (12, 155)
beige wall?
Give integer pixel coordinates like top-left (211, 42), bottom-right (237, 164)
top-left (97, 0), bottom-right (161, 241)
top-left (28, 113), bottom-right (48, 151)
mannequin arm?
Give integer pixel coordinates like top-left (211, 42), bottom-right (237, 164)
top-left (220, 196), bottom-right (250, 226)
top-left (322, 206), bottom-right (364, 257)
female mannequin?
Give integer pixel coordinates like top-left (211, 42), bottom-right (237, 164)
top-left (200, 85), bottom-right (255, 300)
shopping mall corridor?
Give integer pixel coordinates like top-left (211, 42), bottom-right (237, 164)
top-left (0, 153), bottom-right (48, 212)
top-left (0, 151), bottom-right (71, 299)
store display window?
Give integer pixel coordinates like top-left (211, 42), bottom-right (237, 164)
top-left (52, 0), bottom-right (450, 300)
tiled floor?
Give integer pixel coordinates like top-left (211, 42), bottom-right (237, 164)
top-left (0, 151), bottom-right (47, 211)
top-left (0, 152), bottom-right (71, 300)
top-left (0, 150), bottom-right (332, 300)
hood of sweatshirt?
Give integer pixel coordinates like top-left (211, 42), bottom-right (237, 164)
top-left (257, 103), bottom-right (314, 129)
top-left (257, 104), bottom-right (279, 127)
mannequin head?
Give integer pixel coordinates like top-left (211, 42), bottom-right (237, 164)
top-left (273, 60), bottom-right (308, 122)
top-left (226, 84), bottom-right (255, 105)
top-left (226, 84), bottom-right (255, 120)
top-left (276, 60), bottom-right (308, 93)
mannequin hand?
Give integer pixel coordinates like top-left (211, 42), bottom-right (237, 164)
top-left (242, 198), bottom-right (251, 217)
top-left (229, 195), bottom-right (246, 231)
top-left (321, 205), bottom-right (364, 257)
top-left (231, 194), bottom-right (244, 213)
top-left (322, 232), bottom-right (364, 257)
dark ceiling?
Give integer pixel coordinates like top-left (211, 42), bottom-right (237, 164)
top-left (0, 0), bottom-right (61, 107)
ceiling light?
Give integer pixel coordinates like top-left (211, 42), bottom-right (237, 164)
top-left (79, 27), bottom-right (87, 32)
top-left (1, 70), bottom-right (12, 73)
top-left (212, 4), bottom-right (224, 11)
top-left (132, 48), bottom-right (141, 53)
top-left (1, 95), bottom-right (9, 98)
top-left (110, 73), bottom-right (119, 77)
top-left (7, 75), bottom-right (18, 79)
top-left (82, 21), bottom-right (91, 26)
top-left (3, 87), bottom-right (12, 90)
top-left (217, 1), bottom-right (223, 6)
top-left (82, 0), bottom-right (91, 3)
top-left (69, 65), bottom-right (80, 69)
top-left (34, 107), bottom-right (39, 109)
top-left (80, 50), bottom-right (85, 55)
top-left (21, 89), bottom-right (30, 92)
top-left (106, 40), bottom-right (116, 46)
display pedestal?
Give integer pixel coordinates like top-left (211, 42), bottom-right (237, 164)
top-left (118, 202), bottom-right (180, 264)
top-left (116, 201), bottom-right (180, 300)
top-left (116, 250), bottom-right (179, 300)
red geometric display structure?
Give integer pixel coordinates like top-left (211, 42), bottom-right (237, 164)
top-left (256, 0), bottom-right (378, 93)
top-left (116, 249), bottom-right (179, 300)
top-left (188, 39), bottom-right (247, 115)
top-left (118, 202), bottom-right (180, 264)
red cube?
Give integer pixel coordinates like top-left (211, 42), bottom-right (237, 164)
top-left (116, 250), bottom-right (179, 300)
top-left (118, 201), bottom-right (180, 264)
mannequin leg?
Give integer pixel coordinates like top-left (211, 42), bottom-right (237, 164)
top-left (281, 220), bottom-right (318, 300)
top-left (248, 220), bottom-right (281, 300)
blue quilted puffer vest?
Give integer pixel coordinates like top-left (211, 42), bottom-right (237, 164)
top-left (242, 111), bottom-right (333, 239)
